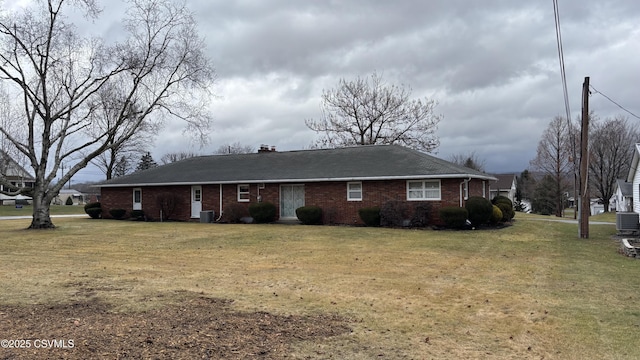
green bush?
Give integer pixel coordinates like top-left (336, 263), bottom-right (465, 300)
top-left (493, 196), bottom-right (515, 220)
top-left (130, 210), bottom-right (145, 221)
top-left (358, 207), bottom-right (380, 227)
top-left (496, 202), bottom-right (513, 222)
top-left (85, 207), bottom-right (102, 219)
top-left (109, 208), bottom-right (127, 220)
top-left (248, 202), bottom-right (277, 223)
top-left (84, 202), bottom-right (101, 219)
top-left (438, 206), bottom-right (468, 229)
top-left (295, 206), bottom-right (323, 225)
top-left (465, 196), bottom-right (493, 227)
top-left (490, 205), bottom-right (503, 224)
top-left (65, 196), bottom-right (74, 205)
top-left (84, 202), bottom-right (101, 211)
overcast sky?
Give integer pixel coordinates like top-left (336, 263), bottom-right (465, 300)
top-left (11, 0), bottom-right (640, 181)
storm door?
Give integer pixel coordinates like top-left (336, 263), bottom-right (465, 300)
top-left (280, 185), bottom-right (305, 219)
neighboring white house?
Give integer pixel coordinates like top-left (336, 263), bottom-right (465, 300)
top-left (489, 173), bottom-right (517, 202)
top-left (53, 189), bottom-right (86, 205)
top-left (612, 179), bottom-right (633, 212)
top-left (626, 143), bottom-right (640, 214)
top-left (0, 150), bottom-right (34, 205)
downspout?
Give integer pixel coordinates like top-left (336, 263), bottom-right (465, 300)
top-left (216, 184), bottom-right (223, 221)
top-left (459, 177), bottom-right (471, 207)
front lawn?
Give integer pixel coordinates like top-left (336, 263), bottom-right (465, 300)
top-left (0, 215), bottom-right (635, 359)
top-left (0, 204), bottom-right (87, 217)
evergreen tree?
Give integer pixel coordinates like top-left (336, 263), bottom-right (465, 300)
top-left (136, 152), bottom-right (158, 172)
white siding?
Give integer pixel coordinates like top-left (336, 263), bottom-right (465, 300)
top-left (633, 165), bottom-right (640, 213)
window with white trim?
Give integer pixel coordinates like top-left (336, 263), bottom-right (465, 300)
top-left (407, 180), bottom-right (441, 200)
top-left (347, 182), bottom-right (362, 201)
top-left (237, 184), bottom-right (250, 202)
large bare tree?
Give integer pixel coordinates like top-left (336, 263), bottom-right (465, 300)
top-left (305, 72), bottom-right (441, 152)
top-left (0, 0), bottom-right (214, 229)
top-left (530, 116), bottom-right (573, 217)
top-left (589, 115), bottom-right (639, 212)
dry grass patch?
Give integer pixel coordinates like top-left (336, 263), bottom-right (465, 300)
top-left (0, 216), bottom-right (638, 359)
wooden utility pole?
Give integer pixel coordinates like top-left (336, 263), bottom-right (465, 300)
top-left (578, 76), bottom-right (590, 238)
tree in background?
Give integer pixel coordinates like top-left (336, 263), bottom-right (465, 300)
top-left (113, 156), bottom-right (131, 178)
top-left (136, 152), bottom-right (158, 172)
top-left (515, 170), bottom-right (536, 211)
top-left (588, 115), bottom-right (639, 212)
top-left (160, 152), bottom-right (200, 165)
top-left (531, 174), bottom-right (557, 215)
top-left (449, 151), bottom-right (486, 172)
top-left (0, 0), bottom-right (214, 228)
top-left (89, 84), bottom-right (157, 180)
top-left (530, 116), bottom-right (573, 217)
top-left (215, 142), bottom-right (255, 155)
top-left (305, 72), bottom-right (442, 152)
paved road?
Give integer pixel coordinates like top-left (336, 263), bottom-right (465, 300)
top-left (526, 217), bottom-right (614, 225)
top-left (0, 214), bottom-right (88, 220)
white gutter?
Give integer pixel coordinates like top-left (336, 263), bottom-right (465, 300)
top-left (216, 184), bottom-right (223, 221)
top-left (97, 173), bottom-right (498, 188)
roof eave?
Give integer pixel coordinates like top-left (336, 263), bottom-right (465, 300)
top-left (96, 173), bottom-right (498, 188)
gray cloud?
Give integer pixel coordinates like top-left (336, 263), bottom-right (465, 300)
top-left (64, 0), bottom-right (640, 180)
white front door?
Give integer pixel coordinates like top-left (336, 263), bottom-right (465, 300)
top-left (191, 185), bottom-right (202, 218)
top-left (280, 185), bottom-right (304, 219)
top-left (133, 188), bottom-right (142, 210)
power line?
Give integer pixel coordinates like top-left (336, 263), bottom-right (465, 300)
top-left (552, 0), bottom-right (572, 128)
top-left (589, 84), bottom-right (640, 120)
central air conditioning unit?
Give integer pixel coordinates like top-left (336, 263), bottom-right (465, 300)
top-left (616, 212), bottom-right (639, 233)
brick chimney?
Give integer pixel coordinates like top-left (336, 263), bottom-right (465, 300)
top-left (258, 144), bottom-right (276, 153)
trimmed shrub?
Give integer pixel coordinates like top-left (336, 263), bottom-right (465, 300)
top-left (490, 205), bottom-right (503, 224)
top-left (496, 202), bottom-right (513, 222)
top-left (248, 202), bottom-right (277, 223)
top-left (380, 201), bottom-right (411, 227)
top-left (109, 208), bottom-right (127, 220)
top-left (358, 207), bottom-right (380, 227)
top-left (65, 196), bottom-right (74, 205)
top-left (130, 210), bottom-right (145, 221)
top-left (493, 196), bottom-right (515, 220)
top-left (439, 206), bottom-right (468, 229)
top-left (296, 206), bottom-right (323, 225)
top-left (84, 202), bottom-right (101, 219)
top-left (465, 196), bottom-right (493, 227)
top-left (85, 207), bottom-right (102, 219)
top-left (84, 202), bottom-right (101, 211)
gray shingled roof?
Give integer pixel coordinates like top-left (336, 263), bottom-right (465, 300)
top-left (617, 179), bottom-right (633, 196)
top-left (99, 145), bottom-right (497, 187)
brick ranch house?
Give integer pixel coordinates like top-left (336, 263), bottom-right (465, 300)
top-left (97, 145), bottom-right (497, 225)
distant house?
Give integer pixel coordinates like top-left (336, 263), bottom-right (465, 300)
top-left (97, 145), bottom-right (497, 225)
top-left (612, 179), bottom-right (633, 212)
top-left (489, 174), bottom-right (517, 202)
top-left (53, 189), bottom-right (87, 205)
top-left (0, 150), bottom-right (35, 205)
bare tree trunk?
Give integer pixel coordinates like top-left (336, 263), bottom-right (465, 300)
top-left (29, 187), bottom-right (54, 229)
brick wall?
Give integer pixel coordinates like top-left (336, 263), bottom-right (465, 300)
top-left (101, 177), bottom-right (491, 224)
